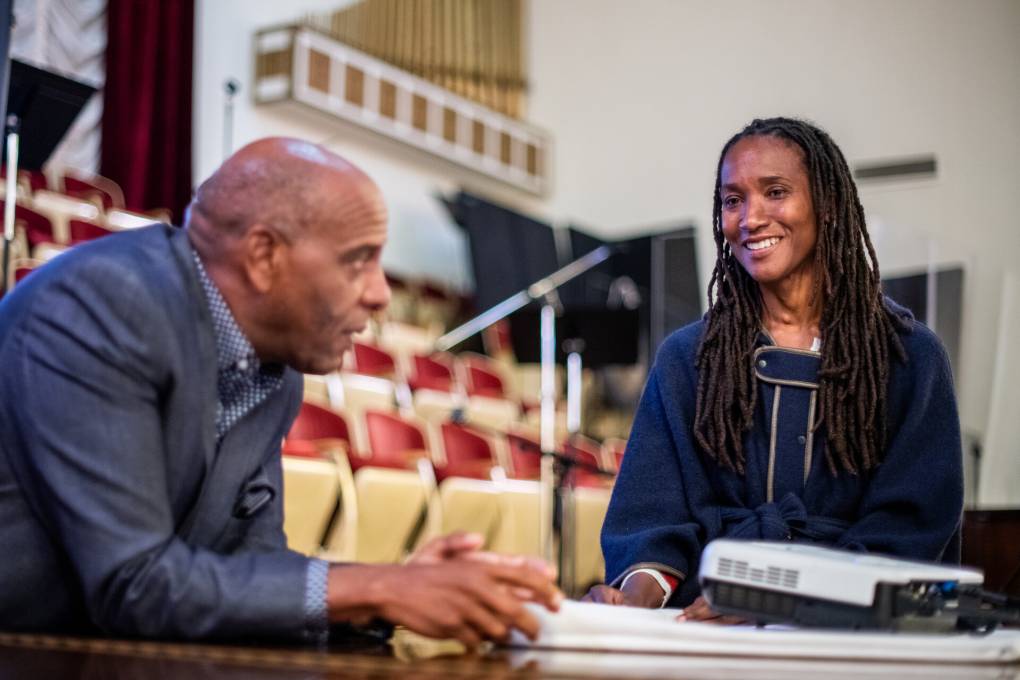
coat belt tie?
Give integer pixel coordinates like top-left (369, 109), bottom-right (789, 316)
top-left (719, 492), bottom-right (849, 543)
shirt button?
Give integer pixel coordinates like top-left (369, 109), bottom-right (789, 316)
top-left (797, 435), bottom-right (807, 445)
top-left (757, 359), bottom-right (767, 368)
top-left (237, 359), bottom-right (249, 371)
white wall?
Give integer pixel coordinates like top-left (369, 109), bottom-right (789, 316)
top-left (194, 0), bottom-right (520, 293)
top-left (526, 0), bottom-right (1020, 452)
top-left (194, 1), bottom-right (1020, 484)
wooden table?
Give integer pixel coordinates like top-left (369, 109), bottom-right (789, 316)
top-left (1, 630), bottom-right (1015, 679)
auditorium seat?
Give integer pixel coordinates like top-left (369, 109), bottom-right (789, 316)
top-left (281, 453), bottom-right (341, 556)
top-left (61, 171), bottom-right (125, 210)
top-left (325, 464), bottom-right (433, 563)
top-left (378, 321), bottom-right (437, 361)
top-left (69, 219), bottom-right (114, 244)
top-left (0, 201), bottom-right (57, 249)
top-left (506, 427), bottom-right (543, 480)
top-left (302, 374), bottom-right (332, 406)
top-left (423, 476), bottom-right (503, 549)
top-left (0, 166), bottom-right (48, 194)
top-left (352, 341), bottom-right (397, 378)
top-left (436, 421), bottom-right (499, 482)
top-left (329, 373), bottom-right (397, 451)
top-left (602, 436), bottom-right (628, 472)
top-left (285, 401), bottom-right (353, 452)
top-left (408, 352), bottom-right (456, 392)
top-left (488, 478), bottom-right (542, 558)
top-left (463, 394), bottom-right (519, 432)
top-left (563, 433), bottom-right (612, 488)
top-left (460, 354), bottom-right (507, 398)
top-left (412, 388), bottom-right (462, 424)
top-left (285, 403), bottom-right (437, 564)
top-left (105, 209), bottom-right (161, 230)
top-left (363, 410), bottom-right (430, 471)
top-left (505, 362), bottom-right (560, 412)
top-left (6, 258), bottom-right (42, 290)
top-left (29, 190), bottom-right (101, 244)
top-left (570, 485), bottom-right (611, 595)
top-left (523, 404), bottom-right (570, 444)
top-left (13, 260), bottom-right (38, 283)
top-left (31, 242), bottom-right (67, 262)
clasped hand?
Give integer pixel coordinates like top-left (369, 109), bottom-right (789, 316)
top-left (332, 532), bottom-right (562, 649)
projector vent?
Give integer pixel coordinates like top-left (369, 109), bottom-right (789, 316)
top-left (717, 558), bottom-right (800, 590)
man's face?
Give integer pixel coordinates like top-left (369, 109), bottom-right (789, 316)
top-left (275, 181), bottom-right (391, 374)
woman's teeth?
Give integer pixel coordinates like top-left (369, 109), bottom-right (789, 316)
top-left (746, 237), bottom-right (780, 251)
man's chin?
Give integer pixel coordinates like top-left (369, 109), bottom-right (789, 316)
top-left (296, 352), bottom-right (346, 376)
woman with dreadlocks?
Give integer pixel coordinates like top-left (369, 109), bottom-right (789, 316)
top-left (585, 117), bottom-right (963, 617)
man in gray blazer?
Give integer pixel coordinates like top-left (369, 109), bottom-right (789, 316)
top-left (0, 138), bottom-right (560, 644)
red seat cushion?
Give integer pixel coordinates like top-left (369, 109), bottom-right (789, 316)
top-left (283, 402), bottom-right (353, 461)
top-left (408, 354), bottom-right (454, 392)
top-left (364, 410), bottom-right (427, 470)
top-left (353, 342), bottom-right (396, 377)
top-left (437, 422), bottom-right (493, 481)
top-left (506, 431), bottom-right (542, 480)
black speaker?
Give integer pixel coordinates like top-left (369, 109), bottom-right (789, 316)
top-left (447, 191), bottom-right (703, 366)
top-left (565, 225), bottom-right (701, 364)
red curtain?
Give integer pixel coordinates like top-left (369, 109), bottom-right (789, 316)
top-left (101, 0), bottom-right (194, 223)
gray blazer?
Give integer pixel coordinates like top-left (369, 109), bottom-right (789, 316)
top-left (0, 224), bottom-right (311, 639)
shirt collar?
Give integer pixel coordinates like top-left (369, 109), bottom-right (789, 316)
top-left (191, 247), bottom-right (264, 375)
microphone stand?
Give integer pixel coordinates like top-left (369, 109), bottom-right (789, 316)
top-left (1, 114), bottom-right (19, 295)
top-left (435, 244), bottom-right (617, 583)
top-left (222, 79), bottom-right (239, 160)
top-left (0, 0), bottom-right (15, 296)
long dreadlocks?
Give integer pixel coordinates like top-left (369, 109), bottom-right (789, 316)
top-left (694, 117), bottom-right (908, 476)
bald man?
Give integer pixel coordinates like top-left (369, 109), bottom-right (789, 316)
top-left (0, 138), bottom-right (560, 644)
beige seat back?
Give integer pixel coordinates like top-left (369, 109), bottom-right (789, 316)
top-left (464, 395), bottom-right (519, 432)
top-left (324, 465), bottom-right (431, 564)
top-left (569, 486), bottom-right (612, 597)
top-left (281, 456), bottom-right (341, 556)
top-left (378, 321), bottom-right (438, 376)
top-left (488, 479), bottom-right (543, 558)
top-left (414, 477), bottom-right (503, 550)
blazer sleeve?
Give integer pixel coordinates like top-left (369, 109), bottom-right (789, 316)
top-left (835, 325), bottom-right (964, 561)
top-left (601, 333), bottom-right (712, 589)
top-left (9, 260), bottom-right (313, 639)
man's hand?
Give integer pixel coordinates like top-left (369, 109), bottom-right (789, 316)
top-left (328, 559), bottom-right (563, 648)
top-left (409, 531), bottom-right (557, 594)
top-left (676, 595), bottom-right (747, 625)
top-left (581, 571), bottom-right (668, 608)
top-left (408, 531), bottom-right (486, 564)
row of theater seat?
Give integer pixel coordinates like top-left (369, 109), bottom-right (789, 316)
top-left (2, 166), bottom-right (126, 210)
top-left (289, 396), bottom-right (623, 485)
top-left (280, 393), bottom-right (622, 595)
top-left (281, 361), bottom-right (628, 591)
top-left (0, 167), bottom-right (171, 291)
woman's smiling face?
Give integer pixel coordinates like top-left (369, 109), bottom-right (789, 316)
top-left (719, 135), bottom-right (819, 287)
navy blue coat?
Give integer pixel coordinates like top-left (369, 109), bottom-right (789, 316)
top-left (0, 225), bottom-right (310, 638)
top-left (602, 303), bottom-right (964, 607)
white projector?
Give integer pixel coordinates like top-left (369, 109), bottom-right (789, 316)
top-left (698, 539), bottom-right (995, 632)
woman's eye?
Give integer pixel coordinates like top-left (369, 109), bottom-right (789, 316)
top-left (722, 196), bottom-right (740, 208)
top-left (767, 187), bottom-right (788, 199)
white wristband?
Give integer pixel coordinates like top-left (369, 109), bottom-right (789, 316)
top-left (620, 568), bottom-right (672, 608)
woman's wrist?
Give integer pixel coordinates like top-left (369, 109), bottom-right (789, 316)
top-left (619, 571), bottom-right (671, 608)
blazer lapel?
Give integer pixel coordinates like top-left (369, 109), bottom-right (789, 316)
top-left (168, 226), bottom-right (219, 470)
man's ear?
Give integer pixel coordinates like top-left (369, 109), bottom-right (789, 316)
top-left (241, 223), bottom-right (287, 294)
